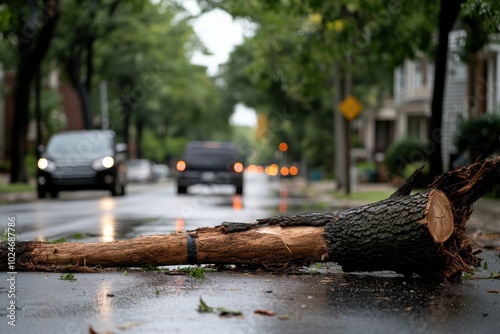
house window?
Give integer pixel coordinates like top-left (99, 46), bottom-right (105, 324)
top-left (407, 116), bottom-right (428, 140)
top-left (375, 120), bottom-right (395, 153)
top-left (400, 64), bottom-right (406, 92)
top-left (415, 61), bottom-right (422, 89)
top-left (427, 63), bottom-right (435, 88)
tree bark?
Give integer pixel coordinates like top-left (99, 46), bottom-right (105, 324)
top-left (9, 0), bottom-right (60, 183)
top-left (66, 48), bottom-right (93, 130)
top-left (136, 117), bottom-right (144, 159)
top-left (2, 157), bottom-right (500, 280)
top-left (429, 0), bottom-right (465, 180)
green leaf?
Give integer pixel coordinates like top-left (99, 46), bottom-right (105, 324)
top-left (197, 297), bottom-right (214, 313)
top-left (58, 273), bottom-right (77, 282)
top-left (489, 272), bottom-right (500, 279)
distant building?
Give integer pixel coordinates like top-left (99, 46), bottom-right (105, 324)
top-left (362, 30), bottom-right (500, 171)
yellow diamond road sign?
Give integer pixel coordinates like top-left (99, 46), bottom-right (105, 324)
top-left (339, 95), bottom-right (363, 121)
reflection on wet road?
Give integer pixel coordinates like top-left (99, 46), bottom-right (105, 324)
top-left (0, 173), bottom-right (311, 242)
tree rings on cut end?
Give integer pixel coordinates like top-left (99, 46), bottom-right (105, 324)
top-left (421, 189), bottom-right (454, 243)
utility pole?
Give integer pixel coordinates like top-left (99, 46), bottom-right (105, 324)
top-left (343, 62), bottom-right (353, 196)
top-left (337, 59), bottom-right (362, 196)
top-left (334, 62), bottom-right (345, 191)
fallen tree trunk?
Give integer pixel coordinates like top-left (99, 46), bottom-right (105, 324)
top-left (2, 157), bottom-right (500, 279)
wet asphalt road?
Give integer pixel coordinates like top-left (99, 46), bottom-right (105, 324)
top-left (4, 174), bottom-right (290, 243)
top-left (0, 174), bottom-right (499, 333)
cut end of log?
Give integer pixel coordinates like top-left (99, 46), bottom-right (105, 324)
top-left (423, 189), bottom-right (454, 244)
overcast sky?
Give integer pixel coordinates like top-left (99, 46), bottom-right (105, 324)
top-left (182, 0), bottom-right (257, 127)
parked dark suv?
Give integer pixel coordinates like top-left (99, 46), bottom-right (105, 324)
top-left (37, 130), bottom-right (128, 198)
top-left (175, 141), bottom-right (244, 194)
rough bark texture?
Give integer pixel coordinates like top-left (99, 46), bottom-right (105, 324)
top-left (2, 157), bottom-right (500, 280)
top-left (429, 0), bottom-right (465, 179)
top-left (323, 190), bottom-right (452, 277)
top-left (9, 0), bottom-right (60, 183)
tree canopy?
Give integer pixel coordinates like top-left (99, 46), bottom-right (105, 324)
top-left (2, 0), bottom-right (500, 182)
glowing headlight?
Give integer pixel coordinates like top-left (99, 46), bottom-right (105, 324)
top-left (92, 156), bottom-right (114, 170)
top-left (37, 158), bottom-right (56, 171)
top-left (102, 156), bottom-right (114, 168)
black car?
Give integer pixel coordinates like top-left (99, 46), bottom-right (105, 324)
top-left (175, 141), bottom-right (244, 194)
top-left (37, 130), bottom-right (128, 198)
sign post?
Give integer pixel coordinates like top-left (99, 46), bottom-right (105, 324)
top-left (338, 95), bottom-right (363, 195)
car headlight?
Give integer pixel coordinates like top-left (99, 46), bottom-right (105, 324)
top-left (92, 156), bottom-right (114, 170)
top-left (37, 158), bottom-right (56, 172)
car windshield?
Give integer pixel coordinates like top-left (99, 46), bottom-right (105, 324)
top-left (185, 148), bottom-right (237, 161)
top-left (46, 133), bottom-right (113, 157)
top-left (128, 160), bottom-right (150, 168)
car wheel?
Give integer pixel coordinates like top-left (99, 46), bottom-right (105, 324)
top-left (50, 190), bottom-right (59, 198)
top-left (177, 185), bottom-right (188, 194)
top-left (37, 187), bottom-right (46, 199)
top-left (120, 184), bottom-right (126, 196)
top-left (111, 179), bottom-right (123, 197)
top-left (236, 185), bottom-right (243, 195)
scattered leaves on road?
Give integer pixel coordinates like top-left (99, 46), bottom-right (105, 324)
top-left (197, 297), bottom-right (242, 317)
top-left (486, 290), bottom-right (500, 294)
top-left (58, 273), bottom-right (76, 282)
top-left (489, 271), bottom-right (500, 279)
top-left (254, 309), bottom-right (276, 316)
top-left (179, 266), bottom-right (206, 280)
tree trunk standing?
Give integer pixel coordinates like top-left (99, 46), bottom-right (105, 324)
top-left (10, 56), bottom-right (31, 183)
top-left (9, 1), bottom-right (60, 183)
top-left (66, 49), bottom-right (93, 130)
top-left (3, 157), bottom-right (499, 280)
top-left (333, 62), bottom-right (345, 191)
top-left (343, 60), bottom-right (353, 196)
top-left (135, 117), bottom-right (144, 159)
top-left (35, 66), bottom-right (42, 158)
top-left (118, 76), bottom-right (134, 155)
top-left (428, 0), bottom-right (464, 180)
top-left (85, 38), bottom-right (94, 94)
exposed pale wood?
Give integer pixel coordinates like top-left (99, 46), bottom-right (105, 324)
top-left (30, 234), bottom-right (188, 268)
top-left (195, 226), bottom-right (328, 265)
top-left (424, 189), bottom-right (454, 243)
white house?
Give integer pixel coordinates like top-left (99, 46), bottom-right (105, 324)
top-left (362, 30), bottom-right (500, 171)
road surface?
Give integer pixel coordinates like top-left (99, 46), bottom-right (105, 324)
top-left (0, 174), bottom-right (499, 334)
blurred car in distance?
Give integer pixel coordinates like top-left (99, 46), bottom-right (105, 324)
top-left (152, 163), bottom-right (170, 181)
top-left (127, 159), bottom-right (155, 183)
top-left (175, 141), bottom-right (244, 194)
top-left (37, 130), bottom-right (127, 198)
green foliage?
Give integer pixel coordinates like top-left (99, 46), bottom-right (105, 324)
top-left (47, 237), bottom-right (68, 244)
top-left (58, 273), bottom-right (77, 282)
top-left (461, 0), bottom-right (500, 33)
top-left (140, 264), bottom-right (161, 271)
top-left (207, 0), bottom-right (441, 174)
top-left (197, 297), bottom-right (214, 313)
top-left (0, 182), bottom-right (34, 194)
top-left (197, 297), bottom-right (242, 316)
top-left (461, 271), bottom-right (475, 281)
top-left (180, 266), bottom-right (206, 280)
top-left (455, 114), bottom-right (500, 161)
top-left (141, 130), bottom-right (167, 163)
top-left (384, 138), bottom-right (428, 178)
